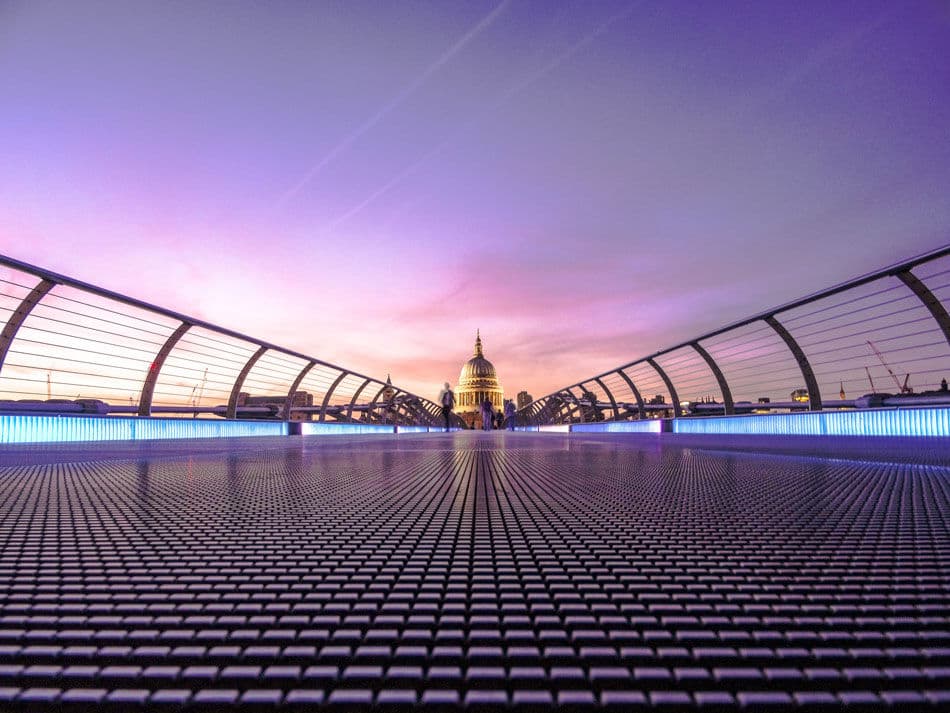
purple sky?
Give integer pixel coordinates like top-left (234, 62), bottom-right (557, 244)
top-left (2, 0), bottom-right (949, 401)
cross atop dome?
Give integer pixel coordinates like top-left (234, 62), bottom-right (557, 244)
top-left (474, 329), bottom-right (483, 358)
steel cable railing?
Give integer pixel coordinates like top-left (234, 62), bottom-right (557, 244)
top-left (524, 245), bottom-right (950, 424)
top-left (0, 254), bottom-right (443, 426)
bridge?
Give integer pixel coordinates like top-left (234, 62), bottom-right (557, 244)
top-left (0, 255), bottom-right (467, 435)
top-left (523, 247), bottom-right (950, 429)
top-left (1, 250), bottom-right (949, 710)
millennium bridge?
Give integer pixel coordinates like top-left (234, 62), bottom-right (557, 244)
top-left (0, 249), bottom-right (949, 710)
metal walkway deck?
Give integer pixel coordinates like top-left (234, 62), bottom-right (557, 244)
top-left (0, 432), bottom-right (948, 710)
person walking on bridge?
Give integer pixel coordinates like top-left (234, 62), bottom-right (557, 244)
top-left (438, 383), bottom-right (455, 432)
top-left (481, 398), bottom-right (494, 431)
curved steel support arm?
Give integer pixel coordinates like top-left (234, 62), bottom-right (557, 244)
top-left (690, 341), bottom-right (734, 415)
top-left (394, 403), bottom-right (412, 426)
top-left (557, 390), bottom-right (575, 424)
top-left (527, 399), bottom-right (549, 424)
top-left (533, 401), bottom-right (549, 423)
top-left (391, 391), bottom-right (421, 426)
top-left (139, 322), bottom-right (191, 417)
top-left (414, 399), bottom-right (437, 426)
top-left (546, 396), bottom-right (567, 424)
top-left (318, 370), bottom-right (350, 422)
top-left (398, 393), bottom-right (428, 425)
top-left (563, 389), bottom-right (582, 423)
top-left (897, 269), bottom-right (950, 348)
top-left (369, 384), bottom-right (387, 403)
top-left (365, 384), bottom-right (389, 423)
top-left (563, 399), bottom-right (584, 424)
top-left (421, 401), bottom-right (441, 427)
top-left (409, 399), bottom-right (430, 426)
top-left (549, 398), bottom-right (568, 424)
top-left (575, 384), bottom-right (601, 423)
top-left (530, 398), bottom-right (547, 421)
top-left (542, 396), bottom-right (562, 424)
top-left (227, 346), bottom-right (268, 419)
top-left (616, 370), bottom-right (646, 419)
top-left (389, 392), bottom-right (408, 423)
top-left (523, 403), bottom-right (541, 426)
top-left (385, 393), bottom-right (405, 425)
top-left (557, 395), bottom-right (574, 423)
top-left (526, 401), bottom-right (540, 422)
top-left (283, 361), bottom-right (316, 420)
top-left (764, 315), bottom-right (822, 410)
top-left (646, 358), bottom-right (682, 417)
top-left (539, 402), bottom-right (555, 424)
top-left (346, 378), bottom-right (373, 421)
top-left (593, 377), bottom-right (620, 420)
top-left (0, 278), bottom-right (55, 375)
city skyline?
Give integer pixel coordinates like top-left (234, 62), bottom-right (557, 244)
top-left (2, 1), bottom-right (949, 400)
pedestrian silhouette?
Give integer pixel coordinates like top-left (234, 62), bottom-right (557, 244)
top-left (438, 382), bottom-right (455, 432)
top-left (504, 399), bottom-right (516, 430)
top-left (481, 398), bottom-right (494, 431)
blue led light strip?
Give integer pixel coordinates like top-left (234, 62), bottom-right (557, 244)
top-left (0, 414), bottom-right (288, 444)
top-left (301, 423), bottom-right (397, 435)
top-left (571, 420), bottom-right (663, 434)
top-left (671, 407), bottom-right (950, 438)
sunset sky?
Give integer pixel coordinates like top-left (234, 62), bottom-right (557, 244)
top-left (2, 0), bottom-right (949, 401)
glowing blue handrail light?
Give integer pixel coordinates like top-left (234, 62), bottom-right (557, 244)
top-left (671, 407), bottom-right (950, 438)
top-left (300, 423), bottom-right (397, 435)
top-left (571, 420), bottom-right (663, 434)
top-left (0, 414), bottom-right (288, 444)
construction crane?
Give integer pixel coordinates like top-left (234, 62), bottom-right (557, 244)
top-left (866, 341), bottom-right (912, 394)
top-left (189, 368), bottom-right (209, 408)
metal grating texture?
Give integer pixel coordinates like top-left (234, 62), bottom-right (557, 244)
top-left (0, 432), bottom-right (947, 709)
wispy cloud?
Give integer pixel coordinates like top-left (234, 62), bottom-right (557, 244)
top-left (325, 1), bottom-right (644, 230)
top-left (277, 1), bottom-right (511, 208)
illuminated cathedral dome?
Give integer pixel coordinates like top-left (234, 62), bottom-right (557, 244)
top-left (460, 336), bottom-right (497, 382)
top-left (455, 331), bottom-right (504, 419)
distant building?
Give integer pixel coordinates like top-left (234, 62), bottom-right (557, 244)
top-left (376, 374), bottom-right (397, 424)
top-left (580, 389), bottom-right (604, 422)
top-left (237, 390), bottom-right (313, 420)
top-left (516, 390), bottom-right (533, 410)
top-left (381, 374), bottom-right (396, 402)
top-left (455, 331), bottom-right (503, 429)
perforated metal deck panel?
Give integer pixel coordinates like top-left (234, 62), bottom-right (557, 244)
top-left (0, 431), bottom-right (948, 710)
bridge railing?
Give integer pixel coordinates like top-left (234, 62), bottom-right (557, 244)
top-left (523, 245), bottom-right (950, 425)
top-left (0, 254), bottom-right (449, 427)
